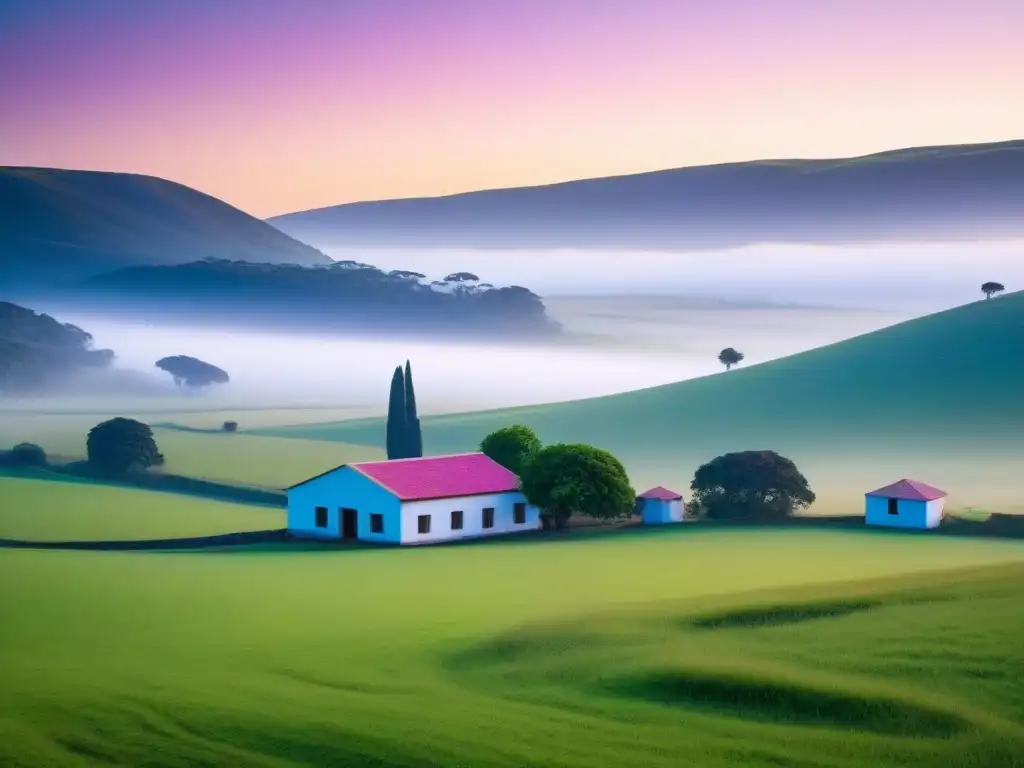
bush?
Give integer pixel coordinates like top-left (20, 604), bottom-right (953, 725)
top-left (479, 425), bottom-right (541, 476)
top-left (690, 450), bottom-right (815, 521)
top-left (520, 443), bottom-right (635, 529)
top-left (86, 417), bottom-right (164, 475)
top-left (222, 420), bottom-right (238, 432)
top-left (9, 442), bottom-right (47, 467)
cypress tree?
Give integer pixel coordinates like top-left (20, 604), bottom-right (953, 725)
top-left (385, 365), bottom-right (406, 459)
top-left (404, 359), bottom-right (423, 458)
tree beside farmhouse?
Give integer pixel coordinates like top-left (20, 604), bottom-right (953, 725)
top-left (480, 425), bottom-right (542, 476)
top-left (520, 443), bottom-right (635, 529)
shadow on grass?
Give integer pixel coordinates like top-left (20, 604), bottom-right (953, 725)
top-left (604, 668), bottom-right (967, 737)
top-left (0, 529), bottom-right (290, 551)
top-left (0, 462), bottom-right (285, 508)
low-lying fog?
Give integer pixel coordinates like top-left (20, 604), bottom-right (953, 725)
top-left (14, 241), bottom-right (1018, 414)
top-left (324, 239), bottom-right (1024, 314)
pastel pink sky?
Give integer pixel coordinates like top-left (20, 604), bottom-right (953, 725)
top-left (1, 0), bottom-right (1021, 217)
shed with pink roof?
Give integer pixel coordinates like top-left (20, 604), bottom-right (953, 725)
top-left (636, 486), bottom-right (686, 525)
top-left (284, 452), bottom-right (541, 545)
top-left (864, 478), bottom-right (948, 530)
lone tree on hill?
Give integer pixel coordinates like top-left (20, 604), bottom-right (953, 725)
top-left (385, 361), bottom-right (423, 459)
top-left (155, 355), bottom-right (229, 388)
top-left (480, 425), bottom-right (542, 476)
top-left (520, 443), bottom-right (635, 530)
top-left (718, 347), bottom-right (744, 371)
top-left (222, 420), bottom-right (238, 432)
top-left (981, 281), bottom-right (1005, 300)
top-left (690, 450), bottom-right (815, 521)
top-left (86, 417), bottom-right (164, 474)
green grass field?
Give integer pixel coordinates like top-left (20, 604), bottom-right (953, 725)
top-left (0, 475), bottom-right (282, 541)
top-left (0, 413), bottom-right (382, 489)
top-left (2, 527), bottom-right (1024, 767)
top-left (254, 292), bottom-right (1024, 514)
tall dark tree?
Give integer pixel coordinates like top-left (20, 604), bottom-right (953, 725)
top-left (404, 360), bottom-right (423, 458)
top-left (386, 365), bottom-right (407, 459)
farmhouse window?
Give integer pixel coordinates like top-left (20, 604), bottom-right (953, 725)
top-left (887, 498), bottom-right (899, 515)
top-left (418, 514), bottom-right (431, 534)
top-left (513, 503), bottom-right (526, 524)
top-left (314, 506), bottom-right (328, 528)
top-left (482, 507), bottom-right (495, 529)
top-left (451, 510), bottom-right (464, 530)
top-left (370, 513), bottom-right (384, 534)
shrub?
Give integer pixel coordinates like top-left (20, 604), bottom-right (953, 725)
top-left (9, 442), bottom-right (47, 467)
top-left (222, 421), bottom-right (238, 432)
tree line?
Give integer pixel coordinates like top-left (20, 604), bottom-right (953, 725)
top-left (479, 425), bottom-right (814, 528)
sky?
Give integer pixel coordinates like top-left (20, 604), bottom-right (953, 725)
top-left (1, 0), bottom-right (1022, 218)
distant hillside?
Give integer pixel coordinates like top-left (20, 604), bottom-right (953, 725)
top-left (46, 259), bottom-right (560, 340)
top-left (257, 292), bottom-right (1024, 494)
top-left (0, 167), bottom-right (330, 292)
top-left (268, 139), bottom-right (1024, 250)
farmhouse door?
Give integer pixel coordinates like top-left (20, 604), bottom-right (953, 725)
top-left (341, 508), bottom-right (358, 539)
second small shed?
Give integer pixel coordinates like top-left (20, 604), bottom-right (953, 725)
top-left (637, 486), bottom-right (686, 525)
top-left (865, 478), bottom-right (947, 530)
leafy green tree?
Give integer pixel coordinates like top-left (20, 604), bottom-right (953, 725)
top-left (690, 450), bottom-right (814, 521)
top-left (520, 443), bottom-right (635, 530)
top-left (386, 365), bottom-right (407, 459)
top-left (718, 347), bottom-right (744, 371)
top-left (981, 281), bottom-right (1005, 299)
top-left (86, 418), bottom-right (164, 474)
top-left (404, 360), bottom-right (423, 458)
top-left (479, 425), bottom-right (542, 476)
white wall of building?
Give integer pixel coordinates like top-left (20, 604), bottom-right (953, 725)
top-left (865, 496), bottom-right (944, 529)
top-left (400, 491), bottom-right (541, 545)
top-left (287, 466), bottom-right (402, 543)
top-left (641, 498), bottom-right (685, 525)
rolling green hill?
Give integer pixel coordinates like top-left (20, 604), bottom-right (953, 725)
top-left (256, 292), bottom-right (1024, 509)
top-left (0, 166), bottom-right (330, 292)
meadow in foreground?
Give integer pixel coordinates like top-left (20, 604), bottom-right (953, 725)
top-left (2, 522), bottom-right (1024, 768)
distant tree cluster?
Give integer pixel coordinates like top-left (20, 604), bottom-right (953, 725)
top-left (0, 302), bottom-right (114, 393)
top-left (155, 355), bottom-right (229, 388)
top-left (386, 361), bottom-right (423, 459)
top-left (71, 259), bottom-right (560, 338)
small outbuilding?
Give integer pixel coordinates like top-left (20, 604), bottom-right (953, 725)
top-left (637, 486), bottom-right (686, 525)
top-left (864, 478), bottom-right (947, 530)
top-left (285, 452), bottom-right (541, 545)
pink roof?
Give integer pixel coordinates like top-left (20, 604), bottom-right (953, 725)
top-left (638, 486), bottom-right (683, 501)
top-left (866, 479), bottom-right (947, 502)
top-left (350, 452), bottom-right (520, 501)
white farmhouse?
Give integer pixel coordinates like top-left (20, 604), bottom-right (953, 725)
top-left (637, 486), bottom-right (686, 525)
top-left (864, 478), bottom-right (947, 530)
top-left (285, 452), bottom-right (541, 545)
